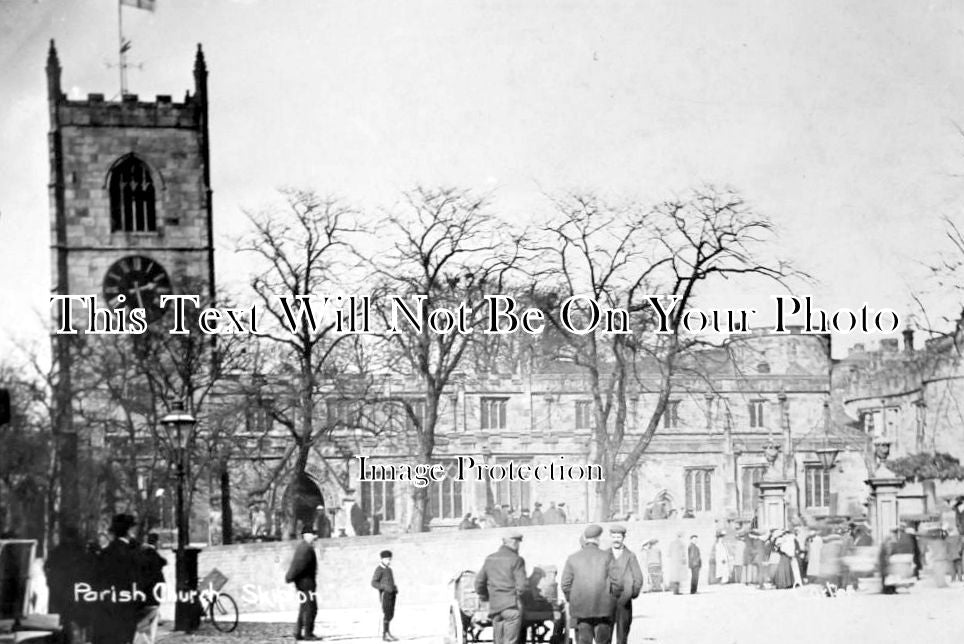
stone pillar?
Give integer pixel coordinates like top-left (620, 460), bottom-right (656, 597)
top-left (865, 464), bottom-right (906, 544)
top-left (754, 479), bottom-right (792, 531)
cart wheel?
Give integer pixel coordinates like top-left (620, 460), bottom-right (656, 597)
top-left (449, 607), bottom-right (466, 644)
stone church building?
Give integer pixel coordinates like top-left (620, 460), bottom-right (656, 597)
top-left (45, 42), bottom-right (963, 542)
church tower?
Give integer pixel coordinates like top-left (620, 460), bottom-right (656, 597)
top-left (47, 40), bottom-right (214, 313)
top-left (46, 41), bottom-right (215, 535)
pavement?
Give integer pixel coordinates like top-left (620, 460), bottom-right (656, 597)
top-left (155, 603), bottom-right (446, 644)
top-left (154, 579), bottom-right (964, 644)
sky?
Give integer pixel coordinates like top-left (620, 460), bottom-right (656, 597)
top-left (2, 0), bottom-right (964, 360)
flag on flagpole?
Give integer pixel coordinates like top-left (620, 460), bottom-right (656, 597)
top-left (120, 0), bottom-right (156, 11)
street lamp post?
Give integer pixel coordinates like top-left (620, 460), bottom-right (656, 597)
top-left (815, 399), bottom-right (840, 472)
top-left (161, 401), bottom-right (196, 632)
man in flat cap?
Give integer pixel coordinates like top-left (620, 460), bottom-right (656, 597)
top-left (561, 525), bottom-right (623, 644)
top-left (285, 525), bottom-right (320, 641)
top-left (371, 550), bottom-right (399, 641)
top-left (608, 526), bottom-right (643, 644)
top-left (475, 531), bottom-right (528, 644)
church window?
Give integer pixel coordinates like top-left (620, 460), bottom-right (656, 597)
top-left (684, 467), bottom-right (713, 512)
top-left (429, 461), bottom-right (463, 519)
top-left (109, 155), bottom-right (156, 232)
top-left (360, 480), bottom-right (396, 522)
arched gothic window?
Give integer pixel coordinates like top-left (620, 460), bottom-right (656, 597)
top-left (109, 155), bottom-right (156, 232)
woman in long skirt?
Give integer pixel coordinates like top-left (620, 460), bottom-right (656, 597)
top-left (714, 535), bottom-right (731, 584)
top-left (772, 532), bottom-right (795, 589)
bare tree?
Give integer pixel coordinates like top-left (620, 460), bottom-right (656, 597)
top-left (54, 286), bottom-right (252, 544)
top-left (527, 187), bottom-right (796, 520)
top-left (0, 360), bottom-right (51, 541)
top-left (239, 188), bottom-right (369, 536)
top-left (367, 187), bottom-right (520, 532)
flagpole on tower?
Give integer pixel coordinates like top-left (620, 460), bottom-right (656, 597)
top-left (117, 0), bottom-right (127, 96)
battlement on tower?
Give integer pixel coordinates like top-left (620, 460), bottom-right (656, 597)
top-left (53, 92), bottom-right (202, 129)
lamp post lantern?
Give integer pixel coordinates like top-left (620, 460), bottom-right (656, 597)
top-left (815, 399), bottom-right (840, 471)
top-left (161, 400), bottom-right (197, 632)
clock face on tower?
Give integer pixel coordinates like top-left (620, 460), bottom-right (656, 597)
top-left (103, 255), bottom-right (173, 322)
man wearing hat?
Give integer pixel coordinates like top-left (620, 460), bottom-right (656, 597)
top-left (608, 526), bottom-right (643, 644)
top-left (561, 525), bottom-right (622, 644)
top-left (371, 550), bottom-right (399, 641)
top-left (91, 513), bottom-right (140, 644)
top-left (134, 532), bottom-right (167, 644)
top-left (285, 525), bottom-right (320, 641)
top-left (475, 531), bottom-right (528, 644)
top-left (687, 535), bottom-right (703, 594)
top-left (531, 502), bottom-right (545, 525)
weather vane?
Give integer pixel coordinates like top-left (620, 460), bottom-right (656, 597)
top-left (113, 0), bottom-right (155, 96)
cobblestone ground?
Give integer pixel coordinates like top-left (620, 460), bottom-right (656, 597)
top-left (154, 581), bottom-right (964, 643)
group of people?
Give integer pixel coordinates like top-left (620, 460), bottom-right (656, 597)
top-left (44, 513), bottom-right (167, 644)
top-left (284, 524), bottom-right (399, 642)
top-left (474, 524), bottom-right (644, 644)
top-left (459, 501), bottom-right (570, 529)
top-left (631, 525), bottom-right (867, 595)
top-left (879, 522), bottom-right (964, 592)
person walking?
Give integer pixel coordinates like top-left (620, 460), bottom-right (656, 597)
top-left (730, 536), bottom-right (744, 585)
top-left (807, 532), bottom-right (823, 583)
top-left (608, 526), bottom-right (643, 644)
top-left (666, 532), bottom-right (687, 595)
top-left (687, 535), bottom-right (702, 594)
top-left (561, 525), bottom-right (623, 644)
top-left (371, 550), bottom-right (399, 641)
top-left (928, 532), bottom-right (949, 588)
top-left (643, 539), bottom-right (663, 592)
top-left (285, 525), bottom-right (320, 641)
top-left (475, 531), bottom-right (528, 644)
top-left (133, 533), bottom-right (166, 644)
top-left (45, 526), bottom-right (90, 644)
top-left (93, 513), bottom-right (140, 644)
top-left (543, 502), bottom-right (563, 525)
top-left (947, 529), bottom-right (963, 582)
top-left (713, 534), bottom-right (730, 584)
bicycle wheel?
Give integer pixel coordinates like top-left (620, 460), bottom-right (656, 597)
top-left (211, 592), bottom-right (239, 633)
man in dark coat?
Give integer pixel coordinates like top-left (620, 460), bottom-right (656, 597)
top-left (687, 535), bottom-right (702, 594)
top-left (371, 550), bottom-right (399, 641)
top-left (314, 505), bottom-right (332, 539)
top-left (475, 532), bottom-right (527, 644)
top-left (92, 513), bottom-right (140, 644)
top-left (608, 526), bottom-right (643, 644)
top-left (134, 533), bottom-right (167, 643)
top-left (561, 525), bottom-right (623, 644)
top-left (45, 526), bottom-right (91, 644)
top-left (285, 526), bottom-right (320, 641)
top-left (531, 502), bottom-right (545, 525)
top-left (542, 502), bottom-right (563, 525)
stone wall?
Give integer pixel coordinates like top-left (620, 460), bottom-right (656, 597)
top-left (170, 518), bottom-right (716, 613)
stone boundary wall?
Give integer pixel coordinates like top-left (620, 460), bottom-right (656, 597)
top-left (162, 518), bottom-right (716, 612)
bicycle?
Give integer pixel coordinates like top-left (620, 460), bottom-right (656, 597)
top-left (197, 587), bottom-right (239, 632)
top-left (197, 569), bottom-right (239, 633)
